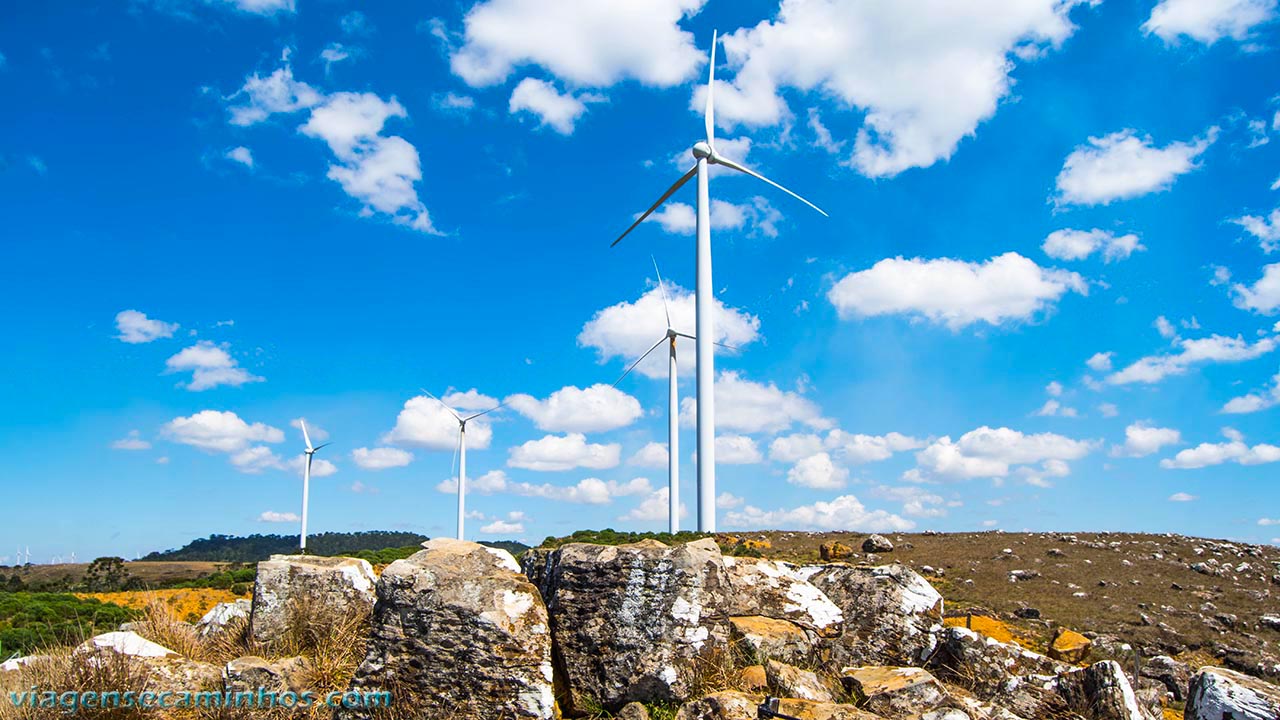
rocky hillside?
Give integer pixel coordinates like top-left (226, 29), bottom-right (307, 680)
top-left (3, 533), bottom-right (1278, 720)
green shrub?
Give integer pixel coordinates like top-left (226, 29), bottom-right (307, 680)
top-left (0, 592), bottom-right (135, 657)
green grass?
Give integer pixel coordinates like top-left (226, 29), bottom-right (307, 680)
top-left (0, 592), bottom-right (136, 658)
top-left (537, 528), bottom-right (715, 549)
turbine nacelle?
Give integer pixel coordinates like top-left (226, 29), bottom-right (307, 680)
top-left (692, 141), bottom-right (713, 160)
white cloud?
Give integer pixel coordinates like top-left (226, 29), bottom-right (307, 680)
top-left (1042, 228), bottom-right (1145, 262)
top-left (435, 469), bottom-right (513, 495)
top-left (1221, 368), bottom-right (1280, 413)
top-left (712, 0), bottom-right (1091, 177)
top-left (1161, 428), bottom-right (1280, 468)
top-left (716, 492), bottom-right (745, 509)
top-left (679, 371), bottom-right (832, 434)
top-left (351, 446), bottom-right (414, 470)
top-left (258, 510), bottom-right (300, 523)
top-left (1099, 403), bottom-right (1119, 418)
top-left (724, 494), bottom-right (913, 532)
top-left (218, 0), bottom-right (294, 15)
top-left (449, 0), bottom-right (705, 88)
top-left (1054, 128), bottom-right (1215, 206)
top-left (1112, 422), bottom-right (1182, 457)
top-left (907, 426), bottom-right (1094, 481)
top-left (163, 410), bottom-right (283, 454)
top-left (1168, 492), bottom-right (1197, 502)
top-left (1046, 381), bottom-right (1064, 397)
top-left (768, 433), bottom-right (826, 463)
top-left (507, 433), bottom-right (621, 472)
top-left (287, 454), bottom-right (337, 478)
top-left (716, 434), bottom-right (763, 464)
top-left (1107, 332), bottom-right (1278, 385)
top-left (340, 10), bottom-right (372, 36)
top-left (228, 66), bottom-right (322, 126)
top-left (619, 487), bottom-right (686, 522)
top-left (1155, 316), bottom-right (1178, 339)
top-left (382, 395), bottom-right (491, 450)
top-left (111, 430), bottom-right (151, 451)
top-left (225, 146), bottom-right (254, 168)
top-left (432, 92), bottom-right (476, 115)
top-left (628, 442), bottom-right (669, 468)
top-left (824, 430), bottom-right (926, 463)
top-left (115, 310), bottom-right (178, 344)
top-left (508, 78), bottom-right (599, 134)
top-left (480, 518), bottom-right (525, 534)
top-left (787, 452), bottom-right (849, 489)
top-left (1034, 399), bottom-right (1079, 418)
top-left (505, 384), bottom-right (642, 433)
top-left (579, 282), bottom-right (759, 379)
top-left (828, 253), bottom-right (1087, 330)
top-left (1143, 0), bottom-right (1277, 46)
top-left (441, 471), bottom-right (651, 505)
top-left (164, 341), bottom-right (262, 391)
top-left (290, 417), bottom-right (328, 443)
top-left (871, 485), bottom-right (948, 518)
top-left (1233, 208), bottom-right (1280, 254)
top-left (1231, 264), bottom-right (1280, 314)
top-left (1259, 517), bottom-right (1280, 526)
top-left (320, 43), bottom-right (354, 72)
top-left (647, 197), bottom-right (784, 239)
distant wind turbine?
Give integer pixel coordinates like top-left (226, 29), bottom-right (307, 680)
top-left (299, 420), bottom-right (332, 552)
top-left (611, 30), bottom-right (827, 532)
top-left (422, 390), bottom-right (505, 541)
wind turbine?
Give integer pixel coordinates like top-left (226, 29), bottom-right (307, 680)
top-left (299, 420), bottom-right (331, 553)
top-left (422, 391), bottom-right (505, 541)
top-left (611, 30), bottom-right (827, 532)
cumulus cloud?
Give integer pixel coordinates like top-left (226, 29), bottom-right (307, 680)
top-left (906, 426), bottom-right (1094, 482)
top-left (287, 454), bottom-right (337, 478)
top-left (351, 446), bottom-right (414, 470)
top-left (1234, 208), bottom-right (1280, 254)
top-left (1161, 427), bottom-right (1280, 468)
top-left (828, 253), bottom-right (1086, 329)
top-left (646, 197), bottom-right (784, 239)
top-left (724, 494), bottom-right (913, 532)
top-left (1054, 128), bottom-right (1215, 206)
top-left (508, 78), bottom-right (601, 134)
top-left (619, 487), bottom-right (686, 522)
top-left (507, 433), bottom-right (621, 472)
top-left (628, 442), bottom-right (669, 468)
top-left (115, 310), bottom-right (178, 344)
top-left (449, 0), bottom-right (705, 88)
top-left (439, 470), bottom-right (650, 505)
top-left (679, 371), bottom-right (832, 434)
top-left (258, 510), bottom-right (300, 523)
top-left (1112, 422), bottom-right (1182, 457)
top-left (228, 65), bottom-right (322, 126)
top-left (382, 395), bottom-right (492, 450)
top-left (1034, 399), bottom-right (1079, 418)
top-left (225, 146), bottom-right (254, 168)
top-left (768, 430), bottom-right (924, 464)
top-left (164, 341), bottom-right (262, 391)
top-left (579, 281), bottom-right (760, 379)
top-left (505, 384), bottom-right (642, 433)
top-left (1107, 332), bottom-right (1278, 385)
top-left (163, 410), bottom-right (283, 453)
top-left (1143, 0), bottom-right (1277, 47)
top-left (715, 435), bottom-right (763, 464)
top-left (712, 0), bottom-right (1092, 177)
top-left (786, 452), bottom-right (849, 489)
top-left (1230, 264), bottom-right (1280, 314)
top-left (111, 430), bottom-right (151, 451)
top-left (717, 492), bottom-right (745, 509)
top-left (480, 512), bottom-right (527, 535)
top-left (1042, 228), bottom-right (1145, 262)
top-left (1221, 368), bottom-right (1280, 413)
top-left (870, 485), bottom-right (949, 518)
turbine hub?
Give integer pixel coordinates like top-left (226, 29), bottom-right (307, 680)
top-left (692, 141), bottom-right (712, 160)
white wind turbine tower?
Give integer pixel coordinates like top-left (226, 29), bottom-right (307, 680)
top-left (611, 31), bottom-right (827, 532)
top-left (298, 420), bottom-right (332, 552)
top-left (422, 391), bottom-right (505, 541)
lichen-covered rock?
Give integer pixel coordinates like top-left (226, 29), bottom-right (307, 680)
top-left (820, 542), bottom-right (854, 562)
top-left (929, 627), bottom-right (1066, 697)
top-left (1185, 666), bottom-right (1280, 720)
top-left (766, 659), bottom-right (839, 702)
top-left (1048, 628), bottom-right (1092, 664)
top-left (1140, 655), bottom-right (1191, 702)
top-left (337, 539), bottom-right (553, 720)
top-left (618, 701), bottom-right (651, 720)
top-left (139, 657), bottom-right (222, 694)
top-left (249, 554), bottom-right (376, 646)
top-left (842, 666), bottom-right (948, 718)
top-left (674, 691), bottom-right (879, 720)
top-left (862, 535), bottom-right (894, 553)
top-left (805, 563), bottom-right (943, 668)
top-left (1053, 660), bottom-right (1149, 720)
top-left (196, 598), bottom-right (251, 637)
top-left (224, 655), bottom-right (309, 694)
top-left (723, 557), bottom-right (843, 638)
top-left (730, 615), bottom-right (819, 667)
top-left (523, 538), bottom-right (732, 713)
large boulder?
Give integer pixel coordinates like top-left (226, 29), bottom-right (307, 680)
top-left (523, 538), bottom-right (733, 713)
top-left (196, 598), bottom-right (251, 637)
top-left (804, 563), bottom-right (943, 668)
top-left (1053, 660), bottom-right (1150, 720)
top-left (249, 554), bottom-right (376, 646)
top-left (1048, 628), bottom-right (1092, 664)
top-left (765, 659), bottom-right (839, 702)
top-left (862, 535), bottom-right (894, 553)
top-left (674, 691), bottom-right (879, 720)
top-left (1140, 655), bottom-right (1191, 702)
top-left (1185, 666), bottom-right (1280, 720)
top-left (841, 666), bottom-right (949, 719)
top-left (337, 539), bottom-right (553, 720)
top-left (722, 557), bottom-right (843, 638)
top-left (224, 655), bottom-right (309, 694)
top-left (75, 631), bottom-right (178, 659)
top-left (820, 542), bottom-right (854, 562)
top-left (929, 626), bottom-right (1066, 697)
top-left (729, 615), bottom-right (819, 667)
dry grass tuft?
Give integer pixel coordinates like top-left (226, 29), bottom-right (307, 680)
top-left (130, 600), bottom-right (209, 662)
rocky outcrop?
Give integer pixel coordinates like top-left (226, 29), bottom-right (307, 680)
top-left (766, 659), bottom-right (839, 702)
top-left (75, 631), bottom-right (178, 659)
top-left (1140, 655), bottom-right (1191, 702)
top-left (929, 626), bottom-right (1066, 696)
top-left (805, 563), bottom-right (943, 668)
top-left (1185, 666), bottom-right (1280, 720)
top-left (842, 666), bottom-right (948, 718)
top-left (723, 557), bottom-right (843, 638)
top-left (1053, 660), bottom-right (1149, 720)
top-left (674, 691), bottom-right (879, 720)
top-left (249, 554), bottom-right (377, 646)
top-left (338, 539), bottom-right (553, 720)
top-left (523, 538), bottom-right (732, 713)
top-left (1048, 627), bottom-right (1092, 664)
top-left (820, 542), bottom-right (854, 562)
top-left (730, 615), bottom-right (819, 667)
top-left (224, 655), bottom-right (309, 694)
top-left (196, 598), bottom-right (251, 637)
top-left (862, 535), bottom-right (894, 553)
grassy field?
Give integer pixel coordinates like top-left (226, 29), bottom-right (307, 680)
top-left (2, 561), bottom-right (233, 591)
top-left (74, 588), bottom-right (248, 623)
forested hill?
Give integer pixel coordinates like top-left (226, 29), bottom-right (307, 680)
top-left (139, 531), bottom-right (432, 562)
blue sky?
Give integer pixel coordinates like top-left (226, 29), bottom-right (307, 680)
top-left (2, 0), bottom-right (1280, 562)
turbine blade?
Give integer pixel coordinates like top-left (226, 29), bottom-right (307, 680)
top-left (421, 388), bottom-right (463, 422)
top-left (652, 255), bottom-right (672, 329)
top-left (705, 29), bottom-right (717, 148)
top-left (464, 398), bottom-right (509, 422)
top-left (300, 419), bottom-right (313, 451)
top-left (312, 442), bottom-right (332, 452)
top-left (714, 341), bottom-right (740, 352)
top-left (611, 166), bottom-right (697, 247)
top-left (612, 336), bottom-right (667, 387)
top-left (673, 331), bottom-right (697, 341)
top-left (712, 154), bottom-right (829, 217)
